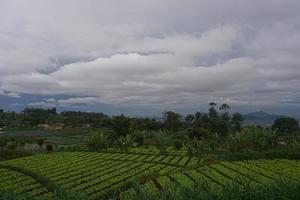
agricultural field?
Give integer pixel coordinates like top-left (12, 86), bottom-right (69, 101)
top-left (0, 151), bottom-right (200, 199)
top-left (0, 151), bottom-right (300, 199)
top-left (121, 159), bottom-right (300, 199)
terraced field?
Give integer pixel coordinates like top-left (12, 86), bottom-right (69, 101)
top-left (123, 159), bottom-right (300, 199)
top-left (0, 167), bottom-right (54, 199)
top-left (0, 151), bottom-right (199, 199)
top-left (0, 151), bottom-right (299, 200)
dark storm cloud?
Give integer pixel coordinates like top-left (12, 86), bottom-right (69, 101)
top-left (0, 0), bottom-right (300, 116)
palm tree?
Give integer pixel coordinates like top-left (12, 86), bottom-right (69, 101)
top-left (209, 102), bottom-right (217, 107)
top-left (219, 104), bottom-right (230, 113)
top-left (208, 102), bottom-right (218, 118)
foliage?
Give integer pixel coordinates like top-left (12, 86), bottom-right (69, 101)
top-left (120, 178), bottom-right (300, 200)
top-left (2, 151), bottom-right (300, 199)
top-left (163, 111), bottom-right (182, 131)
top-left (173, 140), bottom-right (183, 150)
top-left (111, 114), bottom-right (131, 137)
top-left (87, 132), bottom-right (108, 150)
top-left (37, 138), bottom-right (45, 147)
top-left (223, 147), bottom-right (300, 161)
top-left (7, 142), bottom-right (17, 151)
top-left (153, 131), bottom-right (170, 154)
top-left (188, 127), bottom-right (209, 140)
top-left (0, 150), bottom-right (31, 161)
top-left (227, 127), bottom-right (277, 152)
top-left (272, 117), bottom-right (299, 135)
top-left (118, 135), bottom-right (133, 151)
top-left (231, 112), bottom-right (245, 132)
top-left (129, 131), bottom-right (145, 146)
top-left (62, 111), bottom-right (108, 128)
top-left (0, 190), bottom-right (17, 200)
top-left (0, 136), bottom-right (10, 149)
top-left (46, 144), bottom-right (53, 151)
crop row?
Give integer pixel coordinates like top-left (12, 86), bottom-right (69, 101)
top-left (1, 152), bottom-right (188, 199)
top-left (2, 152), bottom-right (201, 175)
top-left (0, 167), bottom-right (53, 200)
top-left (120, 159), bottom-right (300, 198)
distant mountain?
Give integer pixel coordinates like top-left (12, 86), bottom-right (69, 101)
top-left (244, 111), bottom-right (286, 126)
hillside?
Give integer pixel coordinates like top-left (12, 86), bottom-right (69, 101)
top-left (244, 111), bottom-right (285, 126)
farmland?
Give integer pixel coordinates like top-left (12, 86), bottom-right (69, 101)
top-left (0, 151), bottom-right (300, 199)
top-left (1, 105), bottom-right (300, 199)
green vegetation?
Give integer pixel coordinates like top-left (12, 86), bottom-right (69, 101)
top-left (0, 102), bottom-right (300, 199)
top-left (0, 152), bottom-right (300, 199)
top-left (120, 159), bottom-right (300, 200)
top-left (0, 151), bottom-right (198, 199)
top-left (121, 177), bottom-right (300, 200)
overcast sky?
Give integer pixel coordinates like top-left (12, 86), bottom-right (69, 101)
top-left (0, 0), bottom-right (300, 117)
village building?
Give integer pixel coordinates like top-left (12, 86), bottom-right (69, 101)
top-left (38, 123), bottom-right (63, 130)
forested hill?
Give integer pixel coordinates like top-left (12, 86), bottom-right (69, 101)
top-left (244, 111), bottom-right (286, 126)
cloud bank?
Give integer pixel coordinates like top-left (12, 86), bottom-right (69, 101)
top-left (0, 0), bottom-right (300, 115)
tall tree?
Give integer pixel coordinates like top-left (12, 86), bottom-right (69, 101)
top-left (195, 112), bottom-right (202, 120)
top-left (231, 112), bottom-right (245, 132)
top-left (272, 117), bottom-right (299, 134)
top-left (208, 102), bottom-right (218, 119)
top-left (219, 104), bottom-right (230, 113)
top-left (163, 111), bottom-right (182, 132)
top-left (209, 102), bottom-right (217, 107)
top-left (111, 114), bottom-right (131, 136)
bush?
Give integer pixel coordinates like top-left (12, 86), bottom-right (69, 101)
top-left (154, 131), bottom-right (170, 154)
top-left (46, 144), bottom-right (53, 152)
top-left (0, 150), bottom-right (31, 161)
top-left (130, 131), bottom-right (145, 146)
top-left (7, 142), bottom-right (17, 151)
top-left (0, 136), bottom-right (10, 149)
top-left (223, 147), bottom-right (300, 161)
top-left (187, 139), bottom-right (206, 156)
top-left (88, 132), bottom-right (108, 150)
top-left (272, 117), bottom-right (299, 135)
top-left (188, 127), bottom-right (209, 140)
top-left (227, 127), bottom-right (277, 152)
top-left (36, 138), bottom-right (45, 147)
top-left (173, 140), bottom-right (183, 150)
top-left (119, 135), bottom-right (133, 151)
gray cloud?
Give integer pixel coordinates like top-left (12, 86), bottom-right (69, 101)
top-left (0, 0), bottom-right (300, 115)
top-left (29, 97), bottom-right (99, 107)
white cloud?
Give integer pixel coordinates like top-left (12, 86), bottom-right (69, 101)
top-left (0, 0), bottom-right (300, 115)
top-left (3, 52), bottom-right (258, 106)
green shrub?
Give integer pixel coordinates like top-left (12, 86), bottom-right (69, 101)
top-left (223, 147), bottom-right (300, 161)
top-left (173, 140), bottom-right (183, 150)
top-left (154, 131), bottom-right (170, 154)
top-left (227, 127), bottom-right (277, 152)
top-left (0, 136), bottom-right (10, 149)
top-left (88, 132), bottom-right (108, 150)
top-left (46, 144), bottom-right (53, 152)
top-left (130, 131), bottom-right (145, 145)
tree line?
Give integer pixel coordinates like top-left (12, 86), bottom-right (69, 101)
top-left (0, 103), bottom-right (300, 157)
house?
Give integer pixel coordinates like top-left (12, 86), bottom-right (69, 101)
top-left (38, 123), bottom-right (63, 130)
top-left (0, 128), bottom-right (4, 134)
